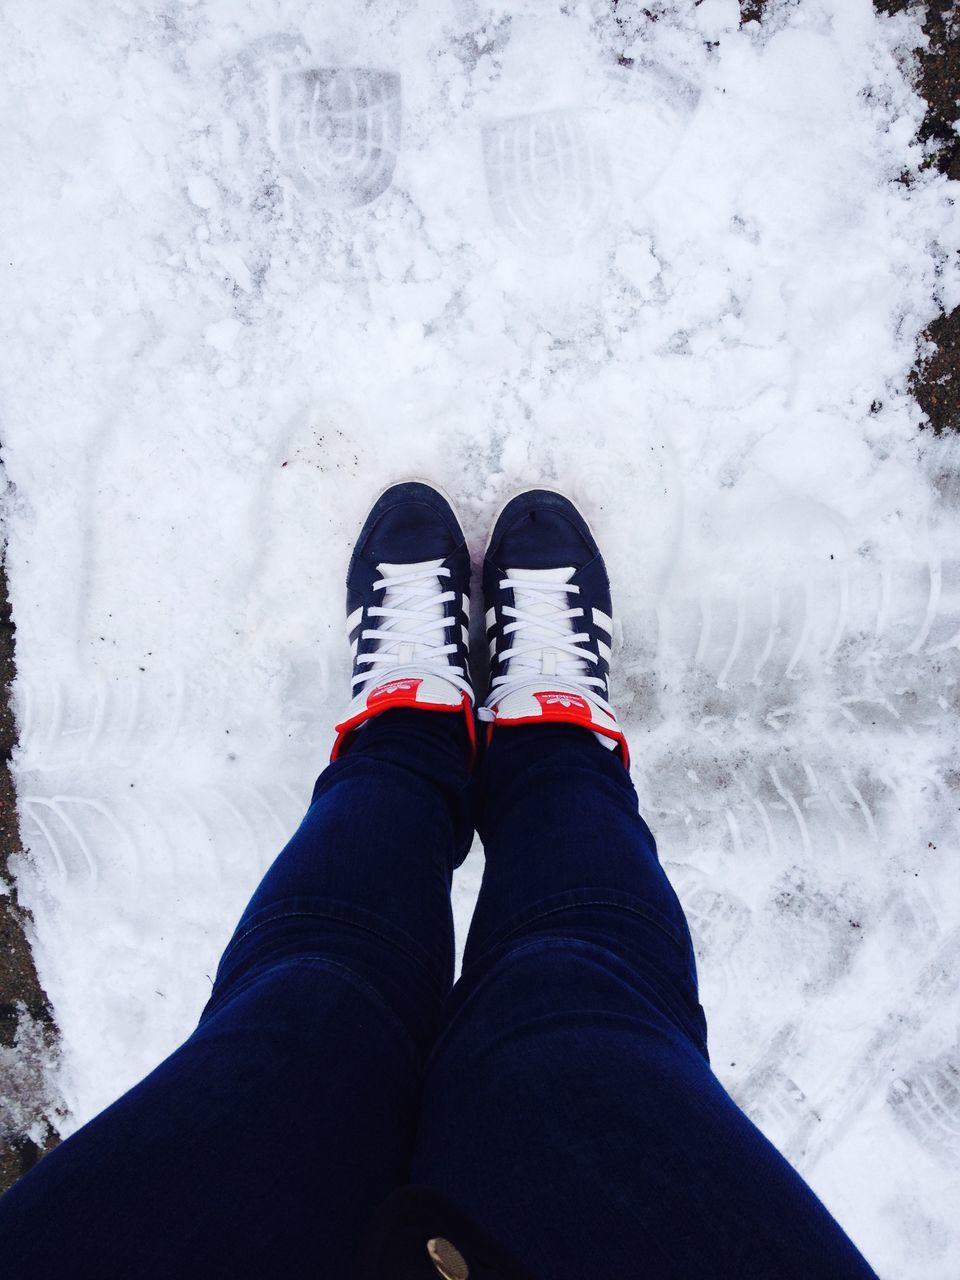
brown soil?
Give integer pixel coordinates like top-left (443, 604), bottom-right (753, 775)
top-left (0, 571), bottom-right (60, 1190)
top-left (877, 1), bottom-right (960, 434)
top-left (741, 1), bottom-right (960, 433)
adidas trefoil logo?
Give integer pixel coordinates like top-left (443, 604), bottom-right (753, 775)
top-left (540, 692), bottom-right (587, 709)
top-left (372, 679), bottom-right (419, 697)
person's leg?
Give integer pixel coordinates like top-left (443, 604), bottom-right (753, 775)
top-left (407, 486), bottom-right (877, 1278)
top-left (0, 709), bottom-right (471, 1279)
top-left (0, 480), bottom-right (477, 1277)
top-left (411, 723), bottom-right (877, 1279)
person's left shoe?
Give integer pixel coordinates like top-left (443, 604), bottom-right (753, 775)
top-left (332, 482), bottom-right (476, 760)
top-left (479, 487), bottom-right (629, 765)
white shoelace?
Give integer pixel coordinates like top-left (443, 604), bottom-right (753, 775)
top-left (480, 573), bottom-right (613, 720)
top-left (353, 561), bottom-right (473, 699)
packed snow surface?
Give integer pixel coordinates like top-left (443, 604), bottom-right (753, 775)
top-left (2, 0), bottom-right (959, 1274)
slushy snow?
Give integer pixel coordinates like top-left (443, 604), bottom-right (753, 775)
top-left (1, 1), bottom-right (959, 1276)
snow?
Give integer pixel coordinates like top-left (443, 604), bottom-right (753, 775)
top-left (1, 0), bottom-right (958, 1274)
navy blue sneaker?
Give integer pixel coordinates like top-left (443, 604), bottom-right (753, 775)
top-left (332, 483), bottom-right (475, 760)
top-left (480, 488), bottom-right (628, 764)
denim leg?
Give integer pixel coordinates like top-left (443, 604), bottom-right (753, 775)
top-left (0, 709), bottom-right (472, 1279)
top-left (411, 725), bottom-right (878, 1279)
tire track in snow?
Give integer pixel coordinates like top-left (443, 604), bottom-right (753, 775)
top-left (19, 784), bottom-right (304, 895)
top-left (623, 555), bottom-right (960, 733)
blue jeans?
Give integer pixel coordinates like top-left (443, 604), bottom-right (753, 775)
top-left (0, 711), bottom-right (877, 1277)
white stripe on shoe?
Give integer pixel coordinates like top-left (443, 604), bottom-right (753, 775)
top-left (346, 606), bottom-right (364, 634)
top-left (592, 607), bottom-right (613, 634)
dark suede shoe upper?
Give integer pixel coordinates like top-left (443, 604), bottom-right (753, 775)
top-left (482, 489), bottom-right (614, 704)
top-left (346, 483), bottom-right (472, 692)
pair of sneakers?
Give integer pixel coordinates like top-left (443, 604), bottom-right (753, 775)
top-left (333, 483), bottom-right (628, 767)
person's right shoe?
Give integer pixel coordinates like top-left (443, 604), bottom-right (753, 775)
top-left (332, 482), bottom-right (475, 761)
top-left (480, 488), bottom-right (629, 765)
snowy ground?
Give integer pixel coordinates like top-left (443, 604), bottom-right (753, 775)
top-left (1, 0), bottom-right (959, 1273)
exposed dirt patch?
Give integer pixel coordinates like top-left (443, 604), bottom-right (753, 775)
top-left (741, 0), bottom-right (960, 434)
top-left (740, 0), bottom-right (769, 22)
top-left (0, 561), bottom-right (61, 1189)
top-left (876, 1), bottom-right (960, 434)
top-left (916, 307), bottom-right (960, 436)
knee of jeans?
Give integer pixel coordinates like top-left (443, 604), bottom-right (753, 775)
top-left (465, 891), bottom-right (700, 998)
top-left (217, 896), bottom-right (451, 992)
top-left (206, 903), bottom-right (452, 1054)
top-left (449, 933), bottom-right (708, 1062)
top-left (198, 953), bottom-right (431, 1063)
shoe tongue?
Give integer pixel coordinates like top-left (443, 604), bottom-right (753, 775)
top-left (375, 559), bottom-right (446, 666)
top-left (505, 566), bottom-right (575, 583)
top-left (506, 566), bottom-right (576, 619)
top-left (378, 559), bottom-right (444, 576)
top-left (505, 566), bottom-right (583, 679)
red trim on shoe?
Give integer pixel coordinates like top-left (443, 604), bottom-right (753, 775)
top-left (486, 713), bottom-right (630, 768)
top-left (464, 697), bottom-right (477, 759)
top-left (367, 677), bottom-right (424, 708)
top-left (332, 692), bottom-right (476, 766)
top-left (532, 690), bottom-right (592, 724)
